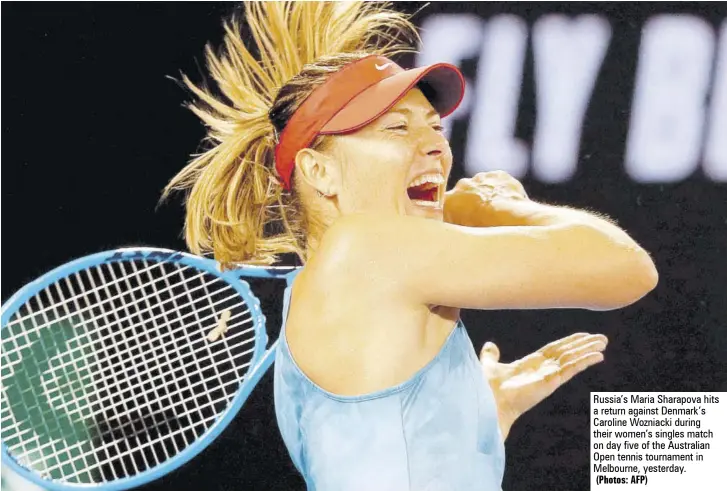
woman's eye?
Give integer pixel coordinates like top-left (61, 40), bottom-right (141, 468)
top-left (387, 124), bottom-right (408, 131)
top-left (432, 124), bottom-right (444, 132)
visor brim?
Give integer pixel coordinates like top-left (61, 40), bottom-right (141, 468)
top-left (319, 63), bottom-right (465, 134)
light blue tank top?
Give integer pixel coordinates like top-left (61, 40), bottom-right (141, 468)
top-left (273, 277), bottom-right (505, 491)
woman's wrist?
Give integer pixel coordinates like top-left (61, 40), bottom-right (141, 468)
top-left (446, 196), bottom-right (630, 240)
top-left (444, 194), bottom-right (548, 228)
top-left (497, 407), bottom-right (516, 442)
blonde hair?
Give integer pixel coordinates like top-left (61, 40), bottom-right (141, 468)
top-left (163, 2), bottom-right (419, 268)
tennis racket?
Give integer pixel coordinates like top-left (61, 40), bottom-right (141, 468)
top-left (1, 247), bottom-right (299, 491)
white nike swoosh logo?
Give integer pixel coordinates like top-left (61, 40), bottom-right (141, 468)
top-left (375, 63), bottom-right (393, 71)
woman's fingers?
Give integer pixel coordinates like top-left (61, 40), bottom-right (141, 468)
top-left (469, 171), bottom-right (529, 200)
top-left (511, 333), bottom-right (606, 371)
top-left (539, 333), bottom-right (607, 359)
top-left (561, 334), bottom-right (608, 354)
top-left (557, 339), bottom-right (608, 367)
top-left (479, 341), bottom-right (501, 364)
top-left (536, 333), bottom-right (589, 358)
top-left (547, 351), bottom-right (605, 386)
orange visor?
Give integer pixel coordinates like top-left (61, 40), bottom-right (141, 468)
top-left (274, 55), bottom-right (465, 189)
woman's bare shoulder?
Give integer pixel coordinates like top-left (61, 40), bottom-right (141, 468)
top-left (307, 213), bottom-right (421, 294)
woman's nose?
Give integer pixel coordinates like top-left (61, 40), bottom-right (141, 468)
top-left (416, 128), bottom-right (445, 157)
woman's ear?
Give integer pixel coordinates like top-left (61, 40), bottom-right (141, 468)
top-left (295, 148), bottom-right (340, 196)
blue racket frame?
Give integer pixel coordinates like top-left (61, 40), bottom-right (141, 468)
top-left (1, 247), bottom-right (300, 491)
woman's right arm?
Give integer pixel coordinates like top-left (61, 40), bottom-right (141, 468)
top-left (314, 174), bottom-right (658, 312)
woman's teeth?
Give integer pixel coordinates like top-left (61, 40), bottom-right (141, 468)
top-left (406, 174), bottom-right (444, 207)
top-left (411, 199), bottom-right (441, 208)
top-left (408, 174), bottom-right (445, 188)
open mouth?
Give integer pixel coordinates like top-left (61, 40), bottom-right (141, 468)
top-left (406, 174), bottom-right (444, 208)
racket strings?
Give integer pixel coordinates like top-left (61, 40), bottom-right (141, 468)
top-left (1, 259), bottom-right (259, 483)
top-left (36, 320), bottom-right (255, 420)
top-left (2, 281), bottom-right (249, 408)
top-left (6, 363), bottom-right (253, 480)
top-left (1, 264), bottom-right (247, 482)
top-left (4, 260), bottom-right (183, 332)
top-left (11, 348), bottom-right (256, 449)
top-left (2, 266), bottom-right (220, 346)
top-left (3, 288), bottom-right (248, 385)
top-left (9, 282), bottom-right (253, 401)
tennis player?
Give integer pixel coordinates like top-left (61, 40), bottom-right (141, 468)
top-left (165, 3), bottom-right (658, 490)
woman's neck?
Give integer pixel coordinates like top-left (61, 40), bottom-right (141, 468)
top-left (302, 205), bottom-right (336, 264)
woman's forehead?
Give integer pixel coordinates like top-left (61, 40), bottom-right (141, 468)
top-left (337, 87), bottom-right (442, 140)
top-left (386, 88), bottom-right (439, 117)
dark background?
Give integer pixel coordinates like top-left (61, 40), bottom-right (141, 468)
top-left (3, 2), bottom-right (726, 491)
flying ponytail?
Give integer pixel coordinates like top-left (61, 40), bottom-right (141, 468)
top-left (163, 2), bottom-right (418, 268)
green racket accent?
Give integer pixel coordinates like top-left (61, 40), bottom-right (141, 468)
top-left (2, 313), bottom-right (101, 483)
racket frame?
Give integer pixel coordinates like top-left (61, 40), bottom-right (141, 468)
top-left (1, 247), bottom-right (299, 491)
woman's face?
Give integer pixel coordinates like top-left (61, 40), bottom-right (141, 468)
top-left (325, 88), bottom-right (453, 221)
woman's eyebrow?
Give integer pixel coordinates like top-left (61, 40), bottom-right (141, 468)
top-left (387, 107), bottom-right (440, 119)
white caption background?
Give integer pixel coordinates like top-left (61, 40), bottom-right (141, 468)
top-left (590, 392), bottom-right (726, 489)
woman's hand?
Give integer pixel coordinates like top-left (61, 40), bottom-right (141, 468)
top-left (479, 333), bottom-right (608, 440)
top-left (443, 170), bottom-right (530, 227)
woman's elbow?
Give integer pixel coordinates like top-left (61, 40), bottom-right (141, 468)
top-left (595, 247), bottom-right (659, 311)
top-left (569, 224), bottom-right (659, 310)
top-left (635, 249), bottom-right (659, 293)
